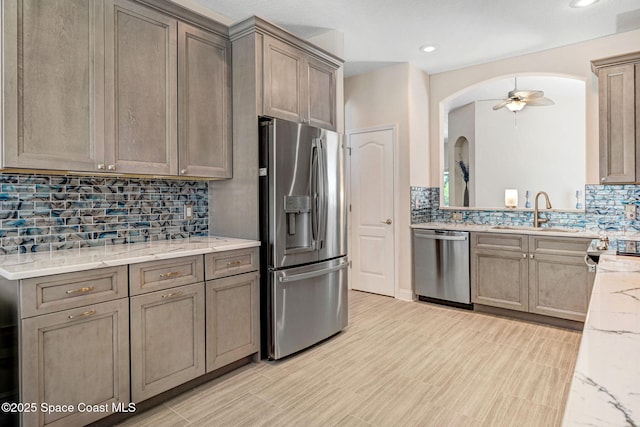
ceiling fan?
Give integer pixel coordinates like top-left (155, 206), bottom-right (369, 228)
top-left (492, 77), bottom-right (555, 112)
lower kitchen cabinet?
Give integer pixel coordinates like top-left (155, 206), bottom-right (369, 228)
top-left (528, 247), bottom-right (596, 322)
top-left (21, 298), bottom-right (130, 427)
top-left (471, 233), bottom-right (529, 312)
top-left (472, 247), bottom-right (529, 312)
top-left (2, 246), bottom-right (260, 426)
top-left (130, 282), bottom-right (205, 402)
top-left (206, 272), bottom-right (259, 371)
top-left (471, 232), bottom-right (595, 321)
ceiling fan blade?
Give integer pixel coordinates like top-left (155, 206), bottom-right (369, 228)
top-left (492, 100), bottom-right (510, 110)
top-left (525, 96), bottom-right (555, 106)
top-left (510, 89), bottom-right (544, 99)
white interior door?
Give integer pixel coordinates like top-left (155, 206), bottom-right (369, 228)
top-left (349, 128), bottom-right (395, 296)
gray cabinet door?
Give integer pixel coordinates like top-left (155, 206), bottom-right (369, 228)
top-left (471, 248), bottom-right (529, 312)
top-left (306, 56), bottom-right (337, 131)
top-left (263, 35), bottom-right (304, 123)
top-left (206, 272), bottom-right (259, 371)
top-left (105, 0), bottom-right (178, 175)
top-left (528, 253), bottom-right (595, 321)
top-left (262, 35), bottom-right (338, 130)
top-left (21, 298), bottom-right (129, 427)
top-left (178, 22), bottom-right (232, 178)
top-left (130, 282), bottom-right (205, 402)
top-left (3, 0), bottom-right (104, 171)
top-left (598, 64), bottom-right (636, 183)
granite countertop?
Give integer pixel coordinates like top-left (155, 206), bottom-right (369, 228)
top-left (0, 236), bottom-right (260, 280)
top-left (562, 254), bottom-right (640, 426)
top-left (411, 222), bottom-right (600, 239)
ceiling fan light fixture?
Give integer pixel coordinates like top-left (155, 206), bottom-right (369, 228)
top-left (569, 0), bottom-right (599, 8)
top-left (506, 100), bottom-right (526, 112)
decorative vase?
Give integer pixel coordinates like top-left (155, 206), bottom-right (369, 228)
top-left (575, 190), bottom-right (583, 210)
top-left (463, 182), bottom-right (469, 207)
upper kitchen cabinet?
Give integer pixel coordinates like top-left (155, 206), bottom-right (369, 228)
top-left (592, 52), bottom-right (640, 184)
top-left (2, 0), bottom-right (232, 179)
top-left (232, 16), bottom-right (342, 132)
top-left (105, 0), bottom-right (178, 176)
top-left (178, 22), bottom-right (232, 178)
top-left (263, 35), bottom-right (338, 130)
top-left (105, 0), bottom-right (232, 178)
top-left (2, 0), bottom-right (105, 171)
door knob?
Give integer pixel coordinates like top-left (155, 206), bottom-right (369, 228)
top-left (381, 219), bottom-right (392, 225)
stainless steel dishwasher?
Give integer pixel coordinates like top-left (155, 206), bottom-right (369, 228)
top-left (412, 229), bottom-right (471, 308)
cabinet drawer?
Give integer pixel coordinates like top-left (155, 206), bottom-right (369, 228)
top-left (472, 232), bottom-right (527, 251)
top-left (529, 236), bottom-right (592, 257)
top-left (205, 248), bottom-right (259, 280)
top-left (20, 266), bottom-right (128, 318)
top-left (129, 256), bottom-right (204, 296)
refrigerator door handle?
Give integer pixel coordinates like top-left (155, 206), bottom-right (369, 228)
top-left (316, 138), bottom-right (328, 249)
top-left (278, 261), bottom-right (349, 283)
top-left (311, 140), bottom-right (319, 246)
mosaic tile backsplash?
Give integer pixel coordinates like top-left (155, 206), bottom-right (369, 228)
top-left (411, 185), bottom-right (640, 232)
top-left (0, 174), bottom-right (208, 254)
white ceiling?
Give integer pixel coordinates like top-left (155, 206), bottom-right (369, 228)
top-left (184, 0), bottom-right (640, 77)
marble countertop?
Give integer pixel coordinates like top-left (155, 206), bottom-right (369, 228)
top-left (0, 236), bottom-right (260, 280)
top-left (562, 254), bottom-right (640, 426)
top-left (411, 222), bottom-right (599, 239)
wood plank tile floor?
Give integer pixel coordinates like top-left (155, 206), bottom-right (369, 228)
top-left (119, 290), bottom-right (581, 427)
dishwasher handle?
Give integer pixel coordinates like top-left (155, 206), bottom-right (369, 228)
top-left (415, 233), bottom-right (468, 242)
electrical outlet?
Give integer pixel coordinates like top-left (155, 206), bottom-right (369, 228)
top-left (452, 212), bottom-right (463, 221)
top-left (184, 203), bottom-right (194, 220)
top-left (624, 203), bottom-right (636, 220)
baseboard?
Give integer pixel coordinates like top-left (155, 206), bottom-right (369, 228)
top-left (474, 304), bottom-right (584, 331)
top-left (395, 288), bottom-right (414, 301)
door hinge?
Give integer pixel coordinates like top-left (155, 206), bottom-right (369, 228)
top-left (349, 204), bottom-right (352, 212)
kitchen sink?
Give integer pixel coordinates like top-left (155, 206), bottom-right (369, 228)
top-left (490, 225), bottom-right (580, 233)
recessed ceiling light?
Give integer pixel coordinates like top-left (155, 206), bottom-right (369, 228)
top-left (420, 45), bottom-right (436, 53)
top-left (569, 0), bottom-right (599, 8)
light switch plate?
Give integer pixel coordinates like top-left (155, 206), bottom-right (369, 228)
top-left (624, 204), bottom-right (636, 220)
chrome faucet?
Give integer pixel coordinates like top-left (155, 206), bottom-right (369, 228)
top-left (534, 191), bottom-right (552, 227)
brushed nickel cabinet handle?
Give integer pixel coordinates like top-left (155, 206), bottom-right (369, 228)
top-left (522, 253), bottom-right (527, 258)
top-left (66, 286), bottom-right (95, 295)
top-left (97, 164), bottom-right (106, 170)
top-left (601, 177), bottom-right (607, 182)
top-left (380, 219), bottom-right (392, 225)
top-left (226, 260), bottom-right (242, 267)
top-left (180, 169), bottom-right (187, 175)
top-left (529, 253), bottom-right (535, 259)
top-left (107, 164), bottom-right (116, 171)
top-left (161, 291), bottom-right (183, 299)
top-left (159, 271), bottom-right (182, 279)
top-left (68, 310), bottom-right (96, 320)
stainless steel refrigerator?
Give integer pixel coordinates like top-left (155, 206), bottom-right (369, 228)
top-left (259, 117), bottom-right (348, 360)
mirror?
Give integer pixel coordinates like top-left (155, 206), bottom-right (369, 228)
top-left (442, 75), bottom-right (586, 211)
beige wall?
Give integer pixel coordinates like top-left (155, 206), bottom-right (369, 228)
top-left (428, 28), bottom-right (640, 187)
top-left (345, 63), bottom-right (429, 301)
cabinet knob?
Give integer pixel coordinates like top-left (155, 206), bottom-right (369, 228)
top-left (107, 164), bottom-right (116, 171)
top-left (529, 253), bottom-right (535, 259)
top-left (180, 169), bottom-right (187, 175)
top-left (522, 253), bottom-right (527, 258)
top-left (97, 164), bottom-right (105, 170)
top-left (601, 177), bottom-right (607, 182)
